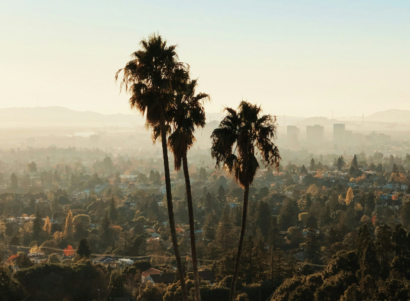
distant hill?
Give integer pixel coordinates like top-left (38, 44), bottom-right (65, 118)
top-left (0, 106), bottom-right (145, 127)
top-left (2, 106), bottom-right (408, 128)
top-left (296, 117), bottom-right (338, 127)
top-left (0, 107), bottom-right (230, 128)
top-left (366, 109), bottom-right (410, 123)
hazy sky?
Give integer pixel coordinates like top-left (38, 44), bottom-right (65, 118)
top-left (1, 0), bottom-right (409, 117)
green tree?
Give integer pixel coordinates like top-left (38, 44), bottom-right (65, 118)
top-left (400, 201), bottom-right (410, 230)
top-left (255, 201), bottom-right (271, 237)
top-left (48, 253), bottom-right (60, 263)
top-left (375, 224), bottom-right (393, 279)
top-left (108, 271), bottom-right (127, 299)
top-left (149, 170), bottom-right (161, 185)
top-left (392, 224), bottom-right (407, 257)
top-left (364, 192), bottom-right (375, 217)
top-left (309, 158), bottom-right (315, 171)
top-left (0, 266), bottom-right (26, 300)
top-left (113, 172), bottom-right (121, 186)
top-left (199, 167), bottom-right (207, 182)
top-left (203, 212), bottom-right (216, 241)
top-left (218, 185), bottom-right (226, 203)
top-left (10, 173), bottom-right (18, 192)
top-left (72, 214), bottom-right (91, 227)
top-left (77, 238), bottom-right (91, 258)
top-left (138, 282), bottom-right (165, 301)
top-left (269, 217), bottom-right (285, 250)
top-left (351, 155), bottom-right (359, 169)
top-left (305, 229), bottom-right (322, 264)
top-left (109, 197), bottom-right (118, 222)
top-left (103, 156), bottom-right (114, 172)
top-left (306, 215), bottom-right (318, 229)
top-left (337, 156), bottom-right (345, 171)
top-left (32, 206), bottom-right (43, 241)
top-left (235, 292), bottom-right (249, 301)
top-left (116, 33), bottom-right (189, 301)
top-left (204, 192), bottom-right (215, 213)
top-left (15, 262), bottom-right (107, 300)
top-left (211, 101), bottom-right (281, 301)
top-left (99, 211), bottom-right (115, 250)
top-left (340, 284), bottom-right (362, 301)
top-left (278, 199), bottom-right (298, 230)
top-left (20, 173), bottom-right (31, 190)
top-left (15, 252), bottom-right (33, 268)
top-left (215, 207), bottom-right (234, 253)
top-left (392, 163), bottom-right (399, 174)
top-left (74, 222), bottom-right (89, 241)
top-left (349, 155), bottom-right (360, 177)
top-left (241, 236), bottom-right (257, 283)
top-left (28, 161), bottom-right (37, 173)
top-left (356, 225), bottom-right (380, 281)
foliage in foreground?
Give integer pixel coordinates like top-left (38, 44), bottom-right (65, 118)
top-left (271, 224), bottom-right (410, 301)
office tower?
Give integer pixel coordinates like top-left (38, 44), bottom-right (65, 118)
top-left (333, 124), bottom-right (345, 145)
top-left (306, 125), bottom-right (324, 145)
top-left (287, 125), bottom-right (300, 144)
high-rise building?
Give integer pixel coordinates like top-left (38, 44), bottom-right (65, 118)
top-left (306, 125), bottom-right (324, 145)
top-left (333, 124), bottom-right (345, 145)
top-left (287, 125), bottom-right (300, 148)
top-left (287, 125), bottom-right (299, 141)
top-left (345, 130), bottom-right (353, 143)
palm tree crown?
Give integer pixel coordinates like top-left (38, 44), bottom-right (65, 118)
top-left (115, 34), bottom-right (188, 125)
top-left (211, 101), bottom-right (280, 186)
top-left (168, 79), bottom-right (210, 168)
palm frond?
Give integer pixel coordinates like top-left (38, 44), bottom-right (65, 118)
top-left (211, 101), bottom-right (281, 187)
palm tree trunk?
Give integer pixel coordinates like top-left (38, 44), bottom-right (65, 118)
top-left (229, 184), bottom-right (249, 301)
top-left (182, 154), bottom-right (201, 301)
top-left (159, 112), bottom-right (189, 301)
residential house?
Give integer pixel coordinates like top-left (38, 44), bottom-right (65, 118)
top-left (118, 258), bottom-right (134, 268)
top-left (93, 256), bottom-right (116, 268)
top-left (141, 268), bottom-right (175, 285)
top-left (28, 252), bottom-right (47, 264)
top-left (141, 267), bottom-right (162, 283)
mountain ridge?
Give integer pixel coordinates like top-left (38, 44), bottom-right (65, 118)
top-left (0, 106), bottom-right (144, 127)
top-left (366, 109), bottom-right (410, 122)
top-left (0, 107), bottom-right (408, 127)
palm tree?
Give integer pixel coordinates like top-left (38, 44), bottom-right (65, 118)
top-left (211, 101), bottom-right (281, 301)
top-left (115, 34), bottom-right (189, 301)
top-left (167, 79), bottom-right (209, 301)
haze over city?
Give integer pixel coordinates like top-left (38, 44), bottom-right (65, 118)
top-left (2, 1), bottom-right (410, 301)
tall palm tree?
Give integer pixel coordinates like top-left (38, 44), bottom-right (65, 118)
top-left (167, 79), bottom-right (209, 301)
top-left (210, 101), bottom-right (281, 301)
top-left (115, 34), bottom-right (189, 301)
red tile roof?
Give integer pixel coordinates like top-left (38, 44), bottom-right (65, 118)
top-left (142, 267), bottom-right (162, 277)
